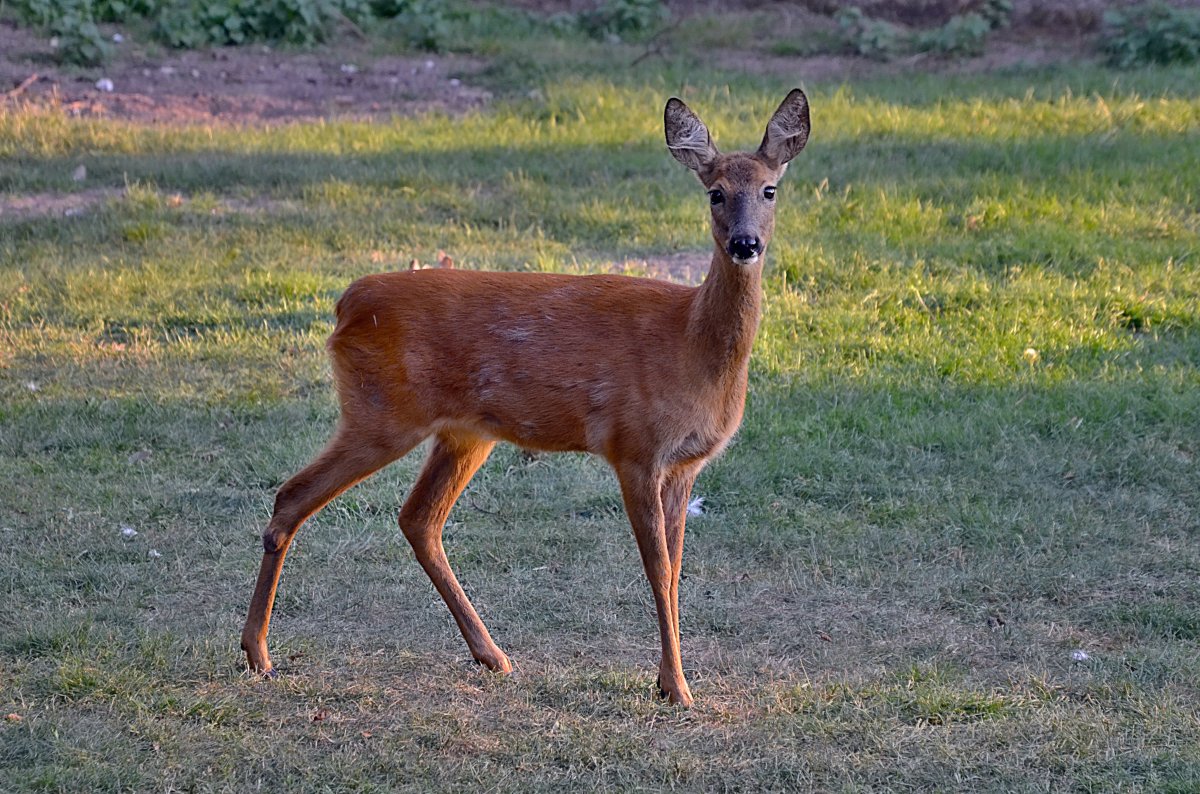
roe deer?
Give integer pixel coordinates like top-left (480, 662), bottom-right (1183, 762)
top-left (241, 90), bottom-right (811, 706)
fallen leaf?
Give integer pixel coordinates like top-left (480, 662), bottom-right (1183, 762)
top-left (312, 708), bottom-right (329, 722)
top-left (5, 713), bottom-right (21, 722)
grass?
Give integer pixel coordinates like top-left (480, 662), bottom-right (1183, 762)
top-left (2, 16), bottom-right (1200, 791)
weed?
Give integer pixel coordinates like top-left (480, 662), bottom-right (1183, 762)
top-left (576, 0), bottom-right (669, 42)
top-left (917, 12), bottom-right (993, 57)
top-left (836, 6), bottom-right (908, 60)
top-left (1102, 2), bottom-right (1200, 67)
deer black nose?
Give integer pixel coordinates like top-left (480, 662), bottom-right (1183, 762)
top-left (729, 236), bottom-right (762, 261)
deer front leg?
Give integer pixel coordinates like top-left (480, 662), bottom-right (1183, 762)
top-left (398, 432), bottom-right (511, 673)
top-left (617, 463), bottom-right (693, 707)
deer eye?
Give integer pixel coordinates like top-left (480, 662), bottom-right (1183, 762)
top-left (708, 189), bottom-right (724, 206)
top-left (763, 186), bottom-right (776, 200)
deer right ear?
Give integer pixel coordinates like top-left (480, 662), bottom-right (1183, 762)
top-left (665, 98), bottom-right (718, 175)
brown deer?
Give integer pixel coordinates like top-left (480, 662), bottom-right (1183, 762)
top-left (241, 90), bottom-right (811, 706)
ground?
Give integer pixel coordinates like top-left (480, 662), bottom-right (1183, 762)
top-left (0, 20), bottom-right (490, 123)
top-left (2, 4), bottom-right (1199, 791)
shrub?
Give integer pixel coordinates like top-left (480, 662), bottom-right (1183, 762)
top-left (836, 6), bottom-right (907, 60)
top-left (836, 1), bottom-right (1012, 61)
top-left (577, 0), bottom-right (669, 41)
top-left (917, 11), bottom-right (991, 56)
top-left (1102, 2), bottom-right (1200, 67)
top-left (8, 0), bottom-right (456, 63)
top-left (375, 0), bottom-right (452, 52)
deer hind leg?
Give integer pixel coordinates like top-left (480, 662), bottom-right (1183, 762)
top-left (398, 431), bottom-right (511, 672)
top-left (617, 462), bottom-right (694, 707)
top-left (241, 423), bottom-right (422, 675)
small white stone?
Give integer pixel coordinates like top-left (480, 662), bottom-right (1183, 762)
top-left (449, 78), bottom-right (461, 87)
top-left (1071, 649), bottom-right (1090, 662)
top-left (112, 33), bottom-right (124, 43)
top-left (687, 497), bottom-right (705, 517)
top-left (95, 78), bottom-right (114, 92)
top-left (121, 525), bottom-right (138, 539)
top-left (148, 549), bottom-right (162, 558)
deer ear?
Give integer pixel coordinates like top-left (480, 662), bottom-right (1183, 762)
top-left (757, 89), bottom-right (810, 170)
top-left (665, 97), bottom-right (719, 175)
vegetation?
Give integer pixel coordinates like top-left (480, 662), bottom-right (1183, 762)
top-left (1102, 2), bottom-right (1200, 67)
top-left (6, 0), bottom-right (672, 64)
top-left (835, 0), bottom-right (1013, 60)
top-left (2, 10), bottom-right (1200, 793)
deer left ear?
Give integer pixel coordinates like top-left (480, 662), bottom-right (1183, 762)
top-left (757, 88), bottom-right (810, 171)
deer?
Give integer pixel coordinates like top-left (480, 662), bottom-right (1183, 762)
top-left (240, 89), bottom-right (811, 707)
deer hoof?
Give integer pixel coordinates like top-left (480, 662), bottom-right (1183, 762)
top-left (473, 650), bottom-right (513, 674)
top-left (655, 674), bottom-right (694, 707)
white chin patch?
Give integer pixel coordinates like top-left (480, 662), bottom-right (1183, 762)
top-left (731, 254), bottom-right (759, 266)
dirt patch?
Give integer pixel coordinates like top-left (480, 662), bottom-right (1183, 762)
top-left (608, 251), bottom-right (710, 285)
top-left (0, 188), bottom-right (122, 220)
top-left (0, 20), bottom-right (489, 124)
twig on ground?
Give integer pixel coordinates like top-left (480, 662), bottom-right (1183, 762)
top-left (3, 73), bottom-right (38, 101)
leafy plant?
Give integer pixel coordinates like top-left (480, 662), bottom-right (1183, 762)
top-left (8, 0), bottom-right (411, 61)
top-left (12, 0), bottom-right (112, 65)
top-left (917, 11), bottom-right (991, 56)
top-left (835, 6), bottom-right (907, 60)
top-left (577, 0), bottom-right (669, 41)
top-left (1102, 2), bottom-right (1200, 67)
top-left (979, 0), bottom-right (1013, 30)
top-left (837, 2), bottom-right (1012, 61)
top-left (375, 0), bottom-right (452, 52)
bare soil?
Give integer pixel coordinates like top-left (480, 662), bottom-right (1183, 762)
top-left (0, 20), bottom-right (490, 124)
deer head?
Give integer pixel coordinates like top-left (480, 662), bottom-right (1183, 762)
top-left (665, 89), bottom-right (810, 266)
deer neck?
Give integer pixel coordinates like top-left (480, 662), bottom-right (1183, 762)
top-left (687, 248), bottom-right (763, 381)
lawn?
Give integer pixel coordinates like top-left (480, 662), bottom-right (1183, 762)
top-left (2, 11), bottom-right (1200, 791)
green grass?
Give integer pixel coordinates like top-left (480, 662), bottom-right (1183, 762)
top-left (2, 26), bottom-right (1200, 792)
